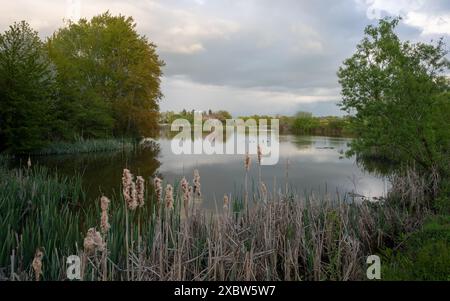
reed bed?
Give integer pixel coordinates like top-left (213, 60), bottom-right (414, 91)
top-left (0, 155), bottom-right (424, 281)
top-left (32, 138), bottom-right (133, 155)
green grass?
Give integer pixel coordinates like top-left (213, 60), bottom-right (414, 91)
top-left (381, 214), bottom-right (450, 280)
top-left (33, 138), bottom-right (134, 155)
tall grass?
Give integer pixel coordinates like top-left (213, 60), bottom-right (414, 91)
top-left (33, 138), bottom-right (133, 155)
top-left (0, 155), bottom-right (425, 281)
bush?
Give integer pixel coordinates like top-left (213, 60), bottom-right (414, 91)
top-left (381, 215), bottom-right (450, 280)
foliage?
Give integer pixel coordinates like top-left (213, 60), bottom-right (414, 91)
top-left (48, 12), bottom-right (165, 139)
top-left (337, 17), bottom-right (450, 177)
top-left (0, 22), bottom-right (56, 152)
top-left (381, 214), bottom-right (450, 280)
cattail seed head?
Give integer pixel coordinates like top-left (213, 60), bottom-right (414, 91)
top-left (93, 230), bottom-right (105, 252)
top-left (100, 196), bottom-right (110, 211)
top-left (260, 182), bottom-right (268, 200)
top-left (193, 169), bottom-right (201, 197)
top-left (165, 184), bottom-right (174, 209)
top-left (100, 196), bottom-right (110, 234)
top-left (83, 228), bottom-right (96, 256)
top-left (181, 177), bottom-right (190, 215)
top-left (154, 176), bottom-right (163, 206)
top-left (101, 211), bottom-right (110, 234)
top-left (32, 248), bottom-right (43, 281)
top-left (136, 176), bottom-right (145, 208)
top-left (223, 194), bottom-right (229, 211)
top-left (122, 169), bottom-right (135, 209)
top-left (244, 152), bottom-right (251, 171)
top-left (84, 228), bottom-right (105, 256)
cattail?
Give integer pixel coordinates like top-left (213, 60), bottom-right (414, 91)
top-left (223, 194), bottom-right (229, 211)
top-left (136, 176), bottom-right (145, 208)
top-left (122, 169), bottom-right (134, 209)
top-left (129, 181), bottom-right (138, 210)
top-left (83, 228), bottom-right (96, 256)
top-left (193, 169), bottom-right (201, 198)
top-left (93, 230), bottom-right (105, 252)
top-left (32, 248), bottom-right (43, 281)
top-left (27, 156), bottom-right (32, 169)
top-left (257, 144), bottom-right (262, 165)
top-left (100, 196), bottom-right (110, 234)
top-left (165, 184), bottom-right (174, 209)
top-left (181, 177), bottom-right (190, 215)
top-left (154, 176), bottom-right (163, 206)
top-left (244, 152), bottom-right (251, 171)
top-left (84, 228), bottom-right (105, 255)
top-left (260, 182), bottom-right (268, 200)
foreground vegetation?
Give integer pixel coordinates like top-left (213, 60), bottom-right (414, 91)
top-left (1, 154), bottom-right (444, 281)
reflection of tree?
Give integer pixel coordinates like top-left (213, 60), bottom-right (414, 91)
top-left (159, 126), bottom-right (234, 143)
top-left (355, 155), bottom-right (398, 177)
top-left (29, 143), bottom-right (162, 202)
top-left (291, 137), bottom-right (314, 150)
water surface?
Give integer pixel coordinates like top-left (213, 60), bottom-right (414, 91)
top-left (29, 134), bottom-right (388, 207)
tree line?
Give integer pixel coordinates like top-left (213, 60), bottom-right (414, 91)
top-left (0, 12), bottom-right (164, 153)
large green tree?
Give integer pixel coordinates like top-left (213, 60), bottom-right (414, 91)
top-left (338, 18), bottom-right (450, 177)
top-left (0, 21), bottom-right (56, 152)
top-left (48, 12), bottom-right (164, 138)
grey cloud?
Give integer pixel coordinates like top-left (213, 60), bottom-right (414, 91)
top-left (1, 0), bottom-right (449, 116)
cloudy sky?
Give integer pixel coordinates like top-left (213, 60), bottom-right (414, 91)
top-left (1, 0), bottom-right (449, 116)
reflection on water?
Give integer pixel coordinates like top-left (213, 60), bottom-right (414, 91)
top-left (28, 134), bottom-right (388, 207)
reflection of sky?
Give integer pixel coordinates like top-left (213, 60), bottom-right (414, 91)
top-left (156, 135), bottom-right (388, 208)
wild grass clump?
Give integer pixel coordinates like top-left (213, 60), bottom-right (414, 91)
top-left (33, 137), bottom-right (133, 155)
top-left (0, 156), bottom-right (85, 280)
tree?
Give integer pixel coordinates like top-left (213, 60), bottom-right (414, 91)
top-left (48, 12), bottom-right (165, 138)
top-left (338, 18), bottom-right (450, 176)
top-left (0, 22), bottom-right (56, 152)
top-left (292, 111), bottom-right (320, 134)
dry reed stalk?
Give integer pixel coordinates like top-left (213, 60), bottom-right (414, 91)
top-left (285, 158), bottom-right (290, 195)
top-left (260, 182), bottom-right (268, 201)
top-left (135, 176), bottom-right (145, 280)
top-left (31, 248), bottom-right (43, 281)
top-left (100, 196), bottom-right (110, 281)
top-left (181, 177), bottom-right (190, 217)
top-left (244, 152), bottom-right (251, 208)
top-left (257, 144), bottom-right (263, 197)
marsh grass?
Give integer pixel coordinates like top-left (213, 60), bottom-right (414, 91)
top-left (0, 155), bottom-right (426, 281)
top-left (33, 138), bottom-right (134, 155)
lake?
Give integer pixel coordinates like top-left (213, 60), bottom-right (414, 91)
top-left (27, 134), bottom-right (388, 208)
